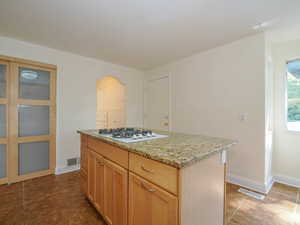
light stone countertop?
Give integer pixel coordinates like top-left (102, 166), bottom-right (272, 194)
top-left (78, 129), bottom-right (237, 169)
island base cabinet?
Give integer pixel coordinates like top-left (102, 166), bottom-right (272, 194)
top-left (104, 159), bottom-right (128, 225)
top-left (80, 138), bottom-right (88, 173)
top-left (87, 151), bottom-right (96, 202)
top-left (180, 153), bottom-right (225, 225)
top-left (80, 134), bottom-right (88, 196)
top-left (129, 173), bottom-right (178, 225)
top-left (94, 154), bottom-right (105, 214)
top-left (87, 149), bottom-right (128, 225)
top-left (81, 135), bottom-right (227, 225)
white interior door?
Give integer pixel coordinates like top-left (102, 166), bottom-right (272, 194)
top-left (144, 76), bottom-right (170, 131)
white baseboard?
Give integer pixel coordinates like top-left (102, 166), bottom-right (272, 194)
top-left (227, 173), bottom-right (273, 194)
top-left (55, 165), bottom-right (80, 175)
top-left (266, 175), bottom-right (274, 194)
top-left (273, 174), bottom-right (300, 188)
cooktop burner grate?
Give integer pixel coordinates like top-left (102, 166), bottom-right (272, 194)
top-left (97, 128), bottom-right (168, 143)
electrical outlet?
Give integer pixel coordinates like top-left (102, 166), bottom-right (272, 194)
top-left (239, 113), bottom-right (248, 122)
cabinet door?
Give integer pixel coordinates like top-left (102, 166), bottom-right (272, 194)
top-left (87, 150), bottom-right (96, 202)
top-left (104, 159), bottom-right (128, 225)
top-left (129, 173), bottom-right (178, 225)
top-left (94, 154), bottom-right (105, 214)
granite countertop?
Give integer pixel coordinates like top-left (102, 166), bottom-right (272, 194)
top-left (78, 129), bottom-right (237, 169)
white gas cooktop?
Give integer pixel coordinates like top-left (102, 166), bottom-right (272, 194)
top-left (95, 128), bottom-right (168, 143)
top-left (98, 133), bottom-right (168, 143)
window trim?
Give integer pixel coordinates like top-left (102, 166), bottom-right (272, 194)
top-left (285, 58), bottom-right (300, 133)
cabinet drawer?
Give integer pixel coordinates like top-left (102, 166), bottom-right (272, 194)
top-left (129, 153), bottom-right (178, 195)
top-left (87, 137), bottom-right (129, 169)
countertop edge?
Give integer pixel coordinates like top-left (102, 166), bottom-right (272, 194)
top-left (77, 130), bottom-right (237, 169)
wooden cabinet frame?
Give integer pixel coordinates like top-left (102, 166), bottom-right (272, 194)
top-left (0, 55), bottom-right (57, 184)
top-left (86, 147), bottom-right (128, 225)
top-left (0, 60), bottom-right (10, 185)
top-left (103, 158), bottom-right (128, 225)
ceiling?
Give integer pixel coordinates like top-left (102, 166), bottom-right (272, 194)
top-left (0, 0), bottom-right (299, 70)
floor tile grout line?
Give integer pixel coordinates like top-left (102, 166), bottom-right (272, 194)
top-left (22, 181), bottom-right (25, 210)
top-left (229, 183), bottom-right (299, 225)
top-left (292, 190), bottom-right (299, 225)
top-left (227, 198), bottom-right (244, 223)
top-left (272, 189), bottom-right (298, 199)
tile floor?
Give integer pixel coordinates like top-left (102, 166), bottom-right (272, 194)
top-left (227, 183), bottom-right (300, 225)
top-left (0, 172), bottom-right (105, 225)
top-left (0, 172), bottom-right (299, 225)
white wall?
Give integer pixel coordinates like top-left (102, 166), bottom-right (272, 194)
top-left (0, 36), bottom-right (144, 171)
top-left (146, 34), bottom-right (269, 192)
top-left (264, 39), bottom-right (275, 190)
top-left (96, 77), bottom-right (126, 129)
top-left (272, 38), bottom-right (300, 187)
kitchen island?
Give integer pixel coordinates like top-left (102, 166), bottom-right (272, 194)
top-left (78, 129), bottom-right (236, 225)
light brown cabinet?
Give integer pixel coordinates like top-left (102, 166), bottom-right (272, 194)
top-left (103, 159), bottom-right (128, 225)
top-left (80, 135), bottom-right (88, 196)
top-left (80, 134), bottom-right (226, 225)
top-left (87, 150), bottom-right (96, 202)
top-left (84, 143), bottom-right (128, 225)
top-left (129, 153), bottom-right (178, 195)
top-left (94, 154), bottom-right (105, 214)
top-left (129, 173), bottom-right (178, 225)
top-left (80, 135), bottom-right (88, 173)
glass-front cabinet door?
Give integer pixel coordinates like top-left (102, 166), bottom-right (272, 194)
top-left (9, 63), bottom-right (56, 183)
top-left (0, 61), bottom-right (8, 185)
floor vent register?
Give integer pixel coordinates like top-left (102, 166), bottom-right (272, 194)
top-left (238, 188), bottom-right (265, 200)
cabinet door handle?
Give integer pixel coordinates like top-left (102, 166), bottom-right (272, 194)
top-left (141, 183), bottom-right (156, 193)
top-left (141, 165), bottom-right (155, 174)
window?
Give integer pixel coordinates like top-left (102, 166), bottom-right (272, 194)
top-left (286, 59), bottom-right (300, 131)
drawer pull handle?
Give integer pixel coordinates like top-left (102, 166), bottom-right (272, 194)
top-left (141, 165), bottom-right (155, 174)
top-left (141, 183), bottom-right (156, 193)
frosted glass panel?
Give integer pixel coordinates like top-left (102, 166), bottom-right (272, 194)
top-left (0, 144), bottom-right (6, 178)
top-left (19, 67), bottom-right (50, 100)
top-left (0, 105), bottom-right (6, 138)
top-left (19, 141), bottom-right (49, 175)
top-left (0, 64), bottom-right (6, 98)
top-left (18, 105), bottom-right (49, 137)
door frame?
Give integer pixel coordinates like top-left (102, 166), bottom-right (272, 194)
top-left (96, 76), bottom-right (127, 129)
top-left (143, 73), bottom-right (172, 131)
top-left (0, 60), bottom-right (10, 185)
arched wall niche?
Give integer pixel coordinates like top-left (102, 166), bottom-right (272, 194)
top-left (96, 76), bottom-right (126, 129)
